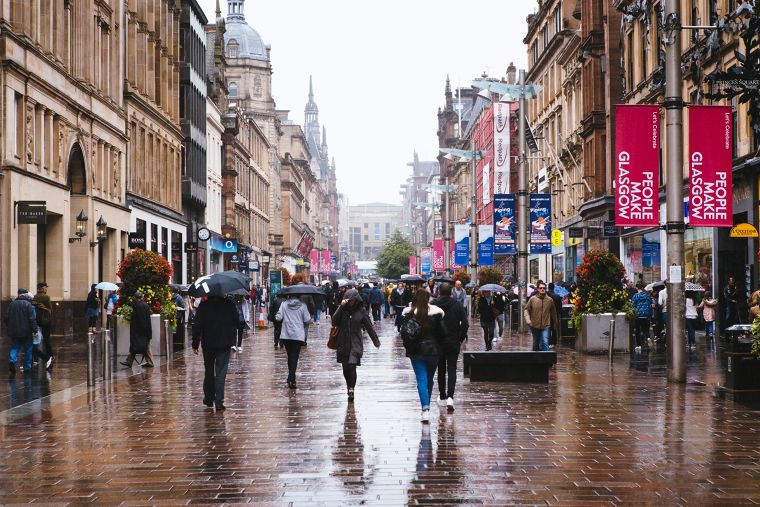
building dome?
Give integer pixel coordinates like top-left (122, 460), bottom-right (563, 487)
top-left (224, 0), bottom-right (269, 61)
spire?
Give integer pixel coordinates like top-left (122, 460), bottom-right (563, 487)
top-left (322, 126), bottom-right (327, 147)
top-left (216, 0), bottom-right (222, 19)
top-left (445, 75), bottom-right (451, 94)
top-left (309, 75), bottom-right (314, 102)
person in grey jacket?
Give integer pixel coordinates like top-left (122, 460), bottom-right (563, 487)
top-left (5, 289), bottom-right (38, 376)
top-left (276, 296), bottom-right (312, 389)
top-left (331, 289), bottom-right (380, 401)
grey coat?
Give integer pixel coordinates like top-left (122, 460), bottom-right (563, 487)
top-left (275, 299), bottom-right (312, 342)
top-left (332, 300), bottom-right (380, 365)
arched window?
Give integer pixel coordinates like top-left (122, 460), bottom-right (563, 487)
top-left (227, 39), bottom-right (239, 58)
top-left (229, 82), bottom-right (238, 99)
top-left (67, 143), bottom-right (86, 194)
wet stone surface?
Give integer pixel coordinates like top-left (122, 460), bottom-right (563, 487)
top-left (1, 316), bottom-right (760, 505)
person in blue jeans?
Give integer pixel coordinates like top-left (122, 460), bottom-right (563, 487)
top-left (5, 289), bottom-right (38, 376)
top-left (402, 290), bottom-right (446, 424)
top-left (523, 281), bottom-right (558, 352)
top-left (631, 282), bottom-right (654, 352)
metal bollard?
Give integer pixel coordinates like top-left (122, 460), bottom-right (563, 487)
top-left (164, 320), bottom-right (172, 362)
top-left (87, 332), bottom-right (96, 386)
top-left (608, 318), bottom-right (616, 365)
top-left (102, 329), bottom-right (112, 381)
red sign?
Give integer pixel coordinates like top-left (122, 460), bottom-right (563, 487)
top-left (688, 105), bottom-right (732, 227)
top-left (321, 250), bottom-right (331, 274)
top-left (433, 240), bottom-right (445, 271)
top-left (615, 105), bottom-right (660, 226)
top-left (409, 256), bottom-right (417, 275)
top-left (309, 249), bottom-right (319, 270)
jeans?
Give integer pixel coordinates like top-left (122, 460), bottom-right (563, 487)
top-left (371, 304), bottom-right (381, 322)
top-left (437, 351), bottom-right (458, 400)
top-left (634, 317), bottom-right (650, 348)
top-left (531, 327), bottom-right (550, 351)
top-left (481, 322), bottom-right (494, 350)
top-left (9, 336), bottom-right (33, 370)
top-left (494, 314), bottom-right (504, 336)
top-left (705, 321), bottom-right (715, 337)
top-left (410, 355), bottom-right (439, 409)
top-left (281, 339), bottom-right (303, 382)
top-left (394, 306), bottom-right (405, 330)
top-left (202, 347), bottom-right (230, 406)
top-left (342, 363), bottom-right (357, 389)
top-left (686, 318), bottom-right (697, 346)
top-left (383, 301), bottom-right (390, 317)
top-left (315, 308), bottom-right (321, 321)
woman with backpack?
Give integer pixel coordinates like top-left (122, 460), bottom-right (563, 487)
top-left (401, 290), bottom-right (446, 423)
top-left (331, 289), bottom-right (380, 401)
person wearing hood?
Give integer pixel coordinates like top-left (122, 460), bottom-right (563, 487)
top-left (331, 289), bottom-right (380, 401)
top-left (369, 284), bottom-right (384, 322)
top-left (276, 296), bottom-right (313, 389)
top-left (5, 289), bottom-right (38, 375)
top-left (432, 283), bottom-right (469, 411)
top-left (402, 290), bottom-right (446, 423)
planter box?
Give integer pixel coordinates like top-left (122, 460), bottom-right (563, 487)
top-left (115, 314), bottom-right (168, 357)
top-left (576, 313), bottom-right (630, 354)
top-left (716, 352), bottom-right (760, 403)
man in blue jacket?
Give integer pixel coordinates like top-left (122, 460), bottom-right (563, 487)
top-left (5, 289), bottom-right (38, 376)
top-left (369, 284), bottom-right (384, 322)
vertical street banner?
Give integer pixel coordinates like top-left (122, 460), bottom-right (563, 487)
top-left (451, 246), bottom-right (462, 271)
top-left (409, 256), bottom-right (417, 275)
top-left (615, 104), bottom-right (660, 226)
top-left (321, 250), bottom-right (331, 274)
top-left (493, 194), bottom-right (516, 255)
top-left (478, 224), bottom-right (494, 266)
top-left (309, 249), bottom-right (319, 271)
top-left (482, 163), bottom-right (491, 205)
top-left (331, 255), bottom-right (337, 272)
top-left (454, 224), bottom-right (470, 266)
top-left (493, 102), bottom-right (511, 194)
top-left (420, 247), bottom-right (432, 274)
top-left (433, 239), bottom-right (445, 272)
top-left (688, 105), bottom-right (732, 227)
top-left (269, 270), bottom-right (282, 301)
top-left (529, 193), bottom-right (552, 254)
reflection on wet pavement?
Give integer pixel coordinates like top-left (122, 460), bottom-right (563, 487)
top-left (0, 317), bottom-right (759, 505)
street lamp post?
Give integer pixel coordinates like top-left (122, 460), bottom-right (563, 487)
top-left (517, 70), bottom-right (529, 332)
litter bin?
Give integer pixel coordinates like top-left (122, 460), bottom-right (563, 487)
top-left (561, 304), bottom-right (576, 340)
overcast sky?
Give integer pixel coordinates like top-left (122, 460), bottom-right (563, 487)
top-left (197, 0), bottom-right (536, 205)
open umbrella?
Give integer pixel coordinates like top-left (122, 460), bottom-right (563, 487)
top-left (433, 276), bottom-right (455, 284)
top-left (337, 279), bottom-right (357, 288)
top-left (685, 282), bottom-right (706, 292)
top-left (465, 282), bottom-right (477, 289)
top-left (187, 271), bottom-right (250, 297)
top-left (95, 282), bottom-right (119, 291)
top-left (553, 285), bottom-right (570, 298)
top-left (278, 284), bottom-right (326, 297)
top-left (400, 274), bottom-right (423, 283)
top-left (645, 280), bottom-right (666, 292)
top-left (478, 283), bottom-right (507, 293)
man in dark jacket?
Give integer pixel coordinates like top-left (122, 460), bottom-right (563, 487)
top-left (432, 283), bottom-right (469, 412)
top-left (121, 291), bottom-right (154, 368)
top-left (32, 282), bottom-right (54, 358)
top-left (547, 283), bottom-right (564, 345)
top-left (369, 284), bottom-right (384, 322)
top-left (390, 282), bottom-right (413, 331)
top-left (268, 292), bottom-right (285, 348)
top-left (192, 295), bottom-right (240, 410)
top-left (5, 289), bottom-right (38, 375)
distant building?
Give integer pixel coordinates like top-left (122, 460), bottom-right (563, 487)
top-left (399, 153), bottom-right (439, 248)
top-left (348, 203), bottom-right (404, 261)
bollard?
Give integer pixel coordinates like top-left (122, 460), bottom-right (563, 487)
top-left (608, 318), bottom-right (616, 365)
top-left (165, 320), bottom-right (172, 362)
top-left (102, 329), bottom-right (112, 381)
top-left (87, 332), bottom-right (96, 386)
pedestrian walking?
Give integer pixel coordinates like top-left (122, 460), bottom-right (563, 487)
top-left (5, 289), bottom-right (38, 376)
top-left (233, 295), bottom-right (250, 352)
top-left (105, 291), bottom-right (119, 330)
top-left (699, 292), bottom-right (718, 340)
top-left (401, 290), bottom-right (446, 423)
top-left (276, 295), bottom-right (312, 389)
top-left (432, 283), bottom-right (468, 412)
top-left (391, 282), bottom-right (411, 331)
top-left (685, 291), bottom-right (699, 349)
top-left (723, 276), bottom-right (740, 332)
top-left (85, 284), bottom-right (99, 332)
top-left (268, 292), bottom-right (285, 348)
top-left (369, 284), bottom-right (384, 322)
top-left (451, 280), bottom-right (466, 307)
top-left (120, 291), bottom-right (154, 368)
top-left (492, 292), bottom-right (506, 339)
top-left (524, 281), bottom-right (558, 352)
top-left (477, 291), bottom-right (497, 351)
top-left (382, 283), bottom-right (392, 318)
top-left (192, 294), bottom-right (240, 411)
top-left (331, 289), bottom-right (380, 401)
top-left (32, 282), bottom-right (54, 358)
top-left (631, 282), bottom-right (653, 352)
top-left (328, 281), bottom-right (341, 317)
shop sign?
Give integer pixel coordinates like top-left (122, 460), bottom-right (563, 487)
top-left (209, 235), bottom-right (237, 253)
top-left (729, 223), bottom-right (759, 238)
top-left (529, 194), bottom-right (552, 254)
top-left (17, 201), bottom-right (47, 224)
top-left (602, 221), bottom-right (619, 238)
top-left (249, 261), bottom-right (259, 271)
top-left (230, 254), bottom-right (239, 264)
top-left (128, 232), bottom-right (146, 249)
top-left (568, 227), bottom-right (584, 238)
top-left (615, 104), bottom-right (660, 227)
top-left (688, 106), bottom-right (732, 227)
top-left (551, 229), bottom-right (563, 247)
top-left (184, 242), bottom-right (198, 253)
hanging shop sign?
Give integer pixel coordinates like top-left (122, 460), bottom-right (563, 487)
top-left (17, 201), bottom-right (47, 224)
top-left (615, 104), bottom-right (660, 227)
top-left (420, 247), bottom-right (432, 274)
top-left (551, 229), bottom-right (563, 247)
top-left (321, 250), bottom-right (331, 274)
top-left (184, 242), bottom-right (198, 253)
top-left (602, 221), bottom-right (619, 238)
top-left (454, 224), bottom-right (470, 266)
top-left (729, 223), bottom-right (759, 238)
top-left (493, 193), bottom-right (516, 255)
top-left (493, 103), bottom-right (511, 194)
top-left (688, 105), bottom-right (732, 227)
top-left (478, 224), bottom-right (494, 266)
top-left (529, 193), bottom-right (552, 254)
top-left (128, 231), bottom-right (146, 249)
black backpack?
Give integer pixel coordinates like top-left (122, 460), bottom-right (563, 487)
top-left (400, 315), bottom-right (422, 354)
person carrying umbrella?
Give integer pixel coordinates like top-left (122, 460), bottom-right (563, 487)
top-left (331, 289), bottom-right (380, 401)
top-left (477, 290), bottom-right (497, 351)
top-left (276, 295), bottom-right (312, 389)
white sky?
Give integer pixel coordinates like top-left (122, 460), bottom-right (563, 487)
top-left (197, 0), bottom-right (535, 205)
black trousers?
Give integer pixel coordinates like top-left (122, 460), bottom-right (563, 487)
top-left (40, 323), bottom-right (53, 357)
top-left (273, 322), bottom-right (282, 345)
top-left (281, 339), bottom-right (303, 382)
top-left (342, 363), bottom-right (357, 389)
top-left (481, 323), bottom-right (494, 350)
top-left (437, 351), bottom-right (458, 400)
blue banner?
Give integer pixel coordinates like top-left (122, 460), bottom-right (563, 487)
top-left (478, 224), bottom-right (494, 266)
top-left (530, 193), bottom-right (552, 254)
top-left (209, 235), bottom-right (238, 253)
top-left (420, 247), bottom-right (432, 273)
top-left (494, 194), bottom-right (515, 255)
top-left (454, 224), bottom-right (469, 266)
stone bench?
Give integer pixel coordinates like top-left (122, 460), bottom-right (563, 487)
top-left (463, 351), bottom-right (557, 383)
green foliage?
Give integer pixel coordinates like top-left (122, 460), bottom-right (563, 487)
top-left (376, 230), bottom-right (415, 279)
top-left (752, 317), bottom-right (760, 359)
top-left (571, 249), bottom-right (632, 328)
top-left (114, 249), bottom-right (175, 324)
top-left (477, 267), bottom-right (502, 285)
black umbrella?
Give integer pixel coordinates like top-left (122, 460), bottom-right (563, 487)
top-left (187, 271), bottom-right (250, 297)
top-left (278, 284), bottom-right (326, 297)
top-left (433, 276), bottom-right (455, 284)
top-left (337, 279), bottom-right (358, 288)
top-left (400, 274), bottom-right (423, 283)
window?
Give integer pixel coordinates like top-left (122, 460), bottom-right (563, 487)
top-left (553, 6), bottom-right (562, 35)
top-left (364, 234), bottom-right (368, 241)
top-left (531, 41), bottom-right (538, 66)
top-left (655, 6), bottom-right (663, 68)
top-left (161, 227), bottom-right (168, 259)
top-left (151, 223), bottom-right (158, 252)
top-left (227, 39), bottom-right (239, 58)
top-left (627, 30), bottom-right (634, 91)
top-left (640, 22), bottom-right (648, 82)
top-left (229, 82), bottom-right (238, 98)
top-left (364, 223), bottom-right (368, 228)
top-left (542, 26), bottom-right (548, 50)
top-left (374, 223), bottom-right (380, 240)
top-left (385, 223), bottom-right (391, 238)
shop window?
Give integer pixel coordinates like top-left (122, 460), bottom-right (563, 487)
top-left (37, 223), bottom-right (47, 283)
top-left (622, 231), bottom-right (662, 284)
top-left (151, 223), bottom-right (158, 252)
top-left (684, 227), bottom-right (712, 290)
top-left (171, 230), bottom-right (182, 283)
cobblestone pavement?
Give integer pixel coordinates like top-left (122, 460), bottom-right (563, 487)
top-left (1, 316), bottom-right (760, 506)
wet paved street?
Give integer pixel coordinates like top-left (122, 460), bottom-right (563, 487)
top-left (2, 316), bottom-right (760, 505)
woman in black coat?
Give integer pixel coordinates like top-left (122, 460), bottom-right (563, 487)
top-left (331, 289), bottom-right (380, 401)
top-left (478, 291), bottom-right (497, 351)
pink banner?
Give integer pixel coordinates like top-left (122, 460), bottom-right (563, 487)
top-left (615, 105), bottom-right (660, 226)
top-left (309, 249), bottom-right (319, 271)
top-left (321, 250), bottom-right (331, 274)
top-left (433, 240), bottom-right (445, 271)
top-left (688, 105), bottom-right (732, 227)
top-left (409, 256), bottom-right (417, 275)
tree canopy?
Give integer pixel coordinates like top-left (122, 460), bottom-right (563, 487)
top-left (376, 230), bottom-right (416, 279)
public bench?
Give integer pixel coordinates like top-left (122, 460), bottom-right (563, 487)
top-left (463, 351), bottom-right (557, 383)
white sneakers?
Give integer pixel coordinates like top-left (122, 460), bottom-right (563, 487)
top-left (446, 397), bottom-right (454, 412)
top-left (421, 409), bottom-right (430, 423)
top-left (231, 346), bottom-right (243, 353)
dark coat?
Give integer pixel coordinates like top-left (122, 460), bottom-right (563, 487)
top-left (369, 287), bottom-right (384, 306)
top-left (86, 290), bottom-right (99, 309)
top-left (268, 295), bottom-right (284, 322)
top-left (4, 297), bottom-right (38, 338)
top-left (401, 304), bottom-right (446, 357)
top-left (493, 294), bottom-right (507, 314)
top-left (130, 299), bottom-right (152, 342)
top-left (432, 296), bottom-right (469, 353)
top-left (478, 296), bottom-right (497, 324)
top-left (332, 299), bottom-right (380, 365)
top-left (192, 297), bottom-right (240, 350)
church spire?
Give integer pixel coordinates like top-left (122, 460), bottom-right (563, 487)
top-left (309, 75), bottom-right (314, 102)
top-left (322, 126), bottom-right (327, 147)
top-left (445, 74), bottom-right (451, 94)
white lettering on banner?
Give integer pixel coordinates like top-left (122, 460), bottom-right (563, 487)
top-left (493, 103), bottom-right (511, 194)
top-left (690, 151), bottom-right (728, 221)
top-left (616, 151), bottom-right (655, 221)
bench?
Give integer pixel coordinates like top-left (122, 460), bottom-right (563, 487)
top-left (463, 351), bottom-right (557, 383)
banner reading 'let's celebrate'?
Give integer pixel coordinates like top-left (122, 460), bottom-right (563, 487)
top-left (615, 105), bottom-right (660, 227)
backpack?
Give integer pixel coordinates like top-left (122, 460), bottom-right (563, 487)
top-left (400, 314), bottom-right (423, 354)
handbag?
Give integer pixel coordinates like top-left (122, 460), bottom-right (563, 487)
top-left (327, 325), bottom-right (339, 350)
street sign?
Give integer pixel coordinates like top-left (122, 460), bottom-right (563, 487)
top-left (249, 261), bottom-right (259, 271)
top-left (17, 201), bottom-right (46, 224)
top-left (128, 232), bottom-right (146, 249)
top-left (568, 227), bottom-right (584, 238)
top-left (184, 242), bottom-right (198, 253)
top-left (230, 254), bottom-right (239, 264)
top-left (602, 221), bottom-right (619, 238)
